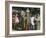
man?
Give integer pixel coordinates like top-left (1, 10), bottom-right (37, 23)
top-left (14, 14), bottom-right (19, 30)
top-left (35, 14), bottom-right (40, 30)
top-left (30, 15), bottom-right (35, 30)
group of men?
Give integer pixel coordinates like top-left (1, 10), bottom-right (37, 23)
top-left (12, 9), bottom-right (40, 30)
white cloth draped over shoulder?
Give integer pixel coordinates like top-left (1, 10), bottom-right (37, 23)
top-left (15, 16), bottom-right (19, 23)
top-left (30, 17), bottom-right (35, 26)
